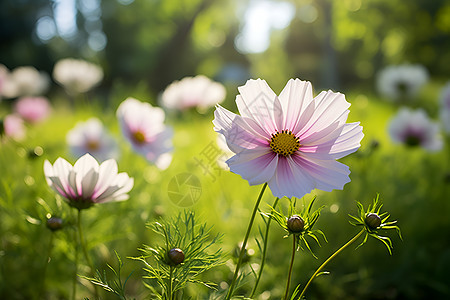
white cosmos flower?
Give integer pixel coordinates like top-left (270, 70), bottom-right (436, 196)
top-left (117, 97), bottom-right (173, 170)
top-left (388, 107), bottom-right (442, 152)
top-left (44, 153), bottom-right (134, 210)
top-left (161, 75), bottom-right (226, 111)
top-left (66, 118), bottom-right (119, 161)
top-left (2, 66), bottom-right (50, 98)
top-left (376, 64), bottom-right (429, 101)
top-left (53, 58), bottom-right (104, 94)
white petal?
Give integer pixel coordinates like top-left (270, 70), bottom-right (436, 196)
top-left (236, 79), bottom-right (283, 134)
top-left (278, 79), bottom-right (314, 130)
top-left (93, 159), bottom-right (118, 198)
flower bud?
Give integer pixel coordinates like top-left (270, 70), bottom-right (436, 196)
top-left (46, 217), bottom-right (63, 231)
top-left (168, 248), bottom-right (185, 265)
top-left (365, 213), bottom-right (381, 229)
top-left (287, 215), bottom-right (305, 233)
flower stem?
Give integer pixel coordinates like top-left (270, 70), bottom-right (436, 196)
top-left (225, 183), bottom-right (268, 300)
top-left (72, 225), bottom-right (78, 300)
top-left (298, 229), bottom-right (365, 299)
top-left (250, 197), bottom-right (279, 298)
top-left (168, 266), bottom-right (174, 300)
top-left (283, 234), bottom-right (297, 300)
top-left (77, 209), bottom-right (99, 299)
top-left (38, 232), bottom-right (54, 300)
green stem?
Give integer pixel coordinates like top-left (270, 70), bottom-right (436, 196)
top-left (283, 234), bottom-right (297, 300)
top-left (225, 183), bottom-right (268, 300)
top-left (72, 224), bottom-right (79, 300)
top-left (38, 232), bottom-right (54, 300)
top-left (168, 266), bottom-right (174, 300)
top-left (250, 197), bottom-right (279, 298)
top-left (77, 209), bottom-right (99, 299)
top-left (298, 229), bottom-right (365, 300)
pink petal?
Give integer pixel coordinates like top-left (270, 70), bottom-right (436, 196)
top-left (227, 148), bottom-right (278, 185)
top-left (213, 105), bottom-right (269, 153)
top-left (298, 91), bottom-right (350, 140)
top-left (267, 156), bottom-right (315, 199)
top-left (292, 154), bottom-right (351, 192)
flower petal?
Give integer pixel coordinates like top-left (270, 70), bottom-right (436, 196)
top-left (267, 156), bottom-right (315, 199)
top-left (227, 148), bottom-right (278, 185)
top-left (213, 105), bottom-right (269, 153)
top-left (93, 159), bottom-right (119, 198)
top-left (278, 79), bottom-right (314, 130)
top-left (292, 155), bottom-right (351, 192)
top-left (236, 79), bottom-right (283, 134)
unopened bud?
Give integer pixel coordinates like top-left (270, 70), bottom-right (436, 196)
top-left (365, 213), bottom-right (381, 229)
top-left (46, 217), bottom-right (63, 231)
top-left (287, 215), bottom-right (305, 233)
top-left (168, 248), bottom-right (185, 265)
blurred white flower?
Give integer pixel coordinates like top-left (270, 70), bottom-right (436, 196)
top-left (53, 58), bottom-right (104, 94)
top-left (161, 75), bottom-right (226, 111)
top-left (376, 64), bottom-right (429, 101)
top-left (0, 64), bottom-right (9, 100)
top-left (66, 118), bottom-right (118, 161)
top-left (388, 107), bottom-right (442, 152)
top-left (44, 153), bottom-right (134, 210)
top-left (2, 66), bottom-right (50, 98)
top-left (14, 96), bottom-right (51, 123)
top-left (2, 114), bottom-right (26, 141)
top-left (117, 97), bottom-right (173, 170)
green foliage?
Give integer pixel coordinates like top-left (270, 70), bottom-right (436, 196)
top-left (82, 251), bottom-right (133, 300)
top-left (348, 195), bottom-right (402, 254)
top-left (131, 211), bottom-right (224, 299)
top-left (263, 196), bottom-right (327, 258)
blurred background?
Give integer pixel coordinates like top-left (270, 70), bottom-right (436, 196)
top-left (1, 0), bottom-right (450, 299)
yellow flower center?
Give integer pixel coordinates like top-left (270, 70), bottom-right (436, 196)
top-left (132, 130), bottom-right (146, 144)
top-left (86, 140), bottom-right (100, 151)
top-left (270, 130), bottom-right (300, 157)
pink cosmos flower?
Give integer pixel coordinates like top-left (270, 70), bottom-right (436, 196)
top-left (3, 114), bottom-right (26, 141)
top-left (161, 75), bottom-right (226, 111)
top-left (66, 118), bottom-right (118, 161)
top-left (388, 107), bottom-right (442, 151)
top-left (213, 78), bottom-right (364, 199)
top-left (44, 153), bottom-right (134, 210)
top-left (14, 96), bottom-right (51, 123)
top-left (117, 97), bottom-right (173, 170)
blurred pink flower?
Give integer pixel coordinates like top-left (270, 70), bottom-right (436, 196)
top-left (66, 118), bottom-right (119, 161)
top-left (3, 114), bottom-right (26, 141)
top-left (53, 58), bottom-right (103, 94)
top-left (389, 107), bottom-right (442, 152)
top-left (14, 96), bottom-right (51, 123)
top-left (2, 66), bottom-right (50, 98)
top-left (161, 75), bottom-right (226, 111)
top-left (117, 97), bottom-right (173, 170)
top-left (213, 78), bottom-right (363, 199)
top-left (44, 153), bottom-right (134, 210)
